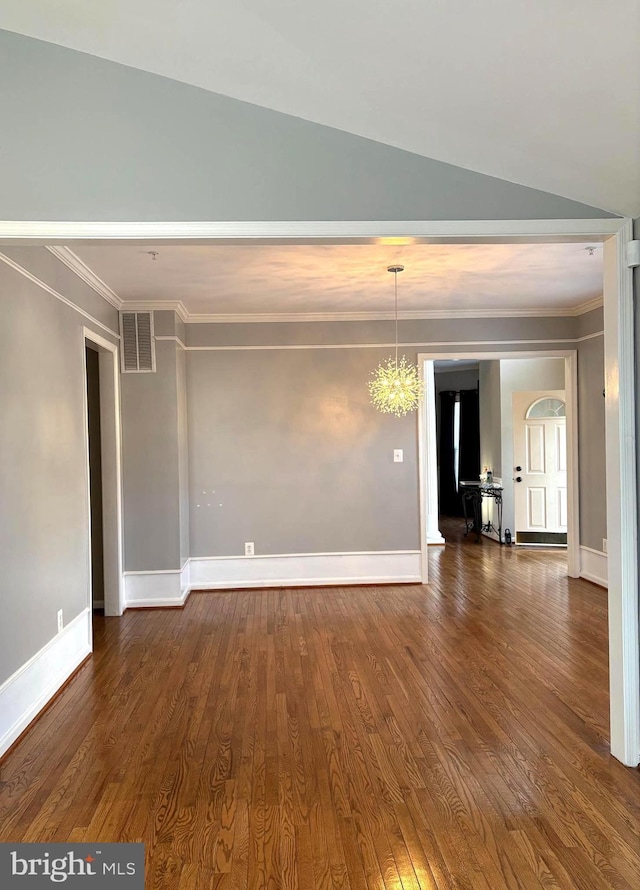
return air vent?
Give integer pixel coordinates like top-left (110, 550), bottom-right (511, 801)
top-left (120, 312), bottom-right (156, 373)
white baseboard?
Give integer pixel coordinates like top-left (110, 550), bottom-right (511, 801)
top-left (579, 545), bottom-right (608, 588)
top-left (122, 551), bottom-right (421, 605)
top-left (181, 560), bottom-right (190, 597)
top-left (0, 609), bottom-right (92, 759)
top-left (189, 550), bottom-right (421, 590)
top-left (123, 568), bottom-right (190, 608)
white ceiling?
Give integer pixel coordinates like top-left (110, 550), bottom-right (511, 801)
top-left (74, 242), bottom-right (603, 319)
top-left (1, 1), bottom-right (638, 216)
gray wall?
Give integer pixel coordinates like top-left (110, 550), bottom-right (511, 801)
top-left (0, 30), bottom-right (616, 222)
top-left (578, 335), bottom-right (607, 550)
top-left (185, 316), bottom-right (606, 557)
top-left (120, 341), bottom-right (182, 571)
top-left (0, 258), bottom-right (117, 684)
top-left (479, 361), bottom-right (502, 482)
top-left (187, 347), bottom-right (420, 555)
top-left (177, 346), bottom-right (190, 565)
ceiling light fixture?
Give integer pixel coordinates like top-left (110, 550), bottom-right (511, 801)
top-left (368, 265), bottom-right (422, 417)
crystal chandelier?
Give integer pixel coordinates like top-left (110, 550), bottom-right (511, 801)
top-left (368, 265), bottom-right (422, 417)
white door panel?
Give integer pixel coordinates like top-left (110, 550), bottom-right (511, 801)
top-left (527, 487), bottom-right (547, 529)
top-left (513, 390), bottom-right (567, 536)
top-left (526, 424), bottom-right (546, 474)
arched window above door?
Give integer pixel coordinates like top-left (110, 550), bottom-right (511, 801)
top-left (526, 397), bottom-right (566, 418)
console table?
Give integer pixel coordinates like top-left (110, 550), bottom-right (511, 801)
top-left (459, 481), bottom-right (503, 543)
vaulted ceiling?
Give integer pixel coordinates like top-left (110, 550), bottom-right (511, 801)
top-left (1, 1), bottom-right (638, 217)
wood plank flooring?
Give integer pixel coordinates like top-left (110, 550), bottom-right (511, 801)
top-left (2, 521), bottom-right (640, 889)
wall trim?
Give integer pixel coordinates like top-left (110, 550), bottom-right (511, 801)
top-left (180, 337), bottom-right (585, 353)
top-left (155, 335), bottom-right (187, 350)
top-left (191, 548), bottom-right (420, 561)
top-left (46, 246), bottom-right (123, 309)
top-left (603, 219), bottom-right (639, 765)
top-left (579, 546), bottom-right (608, 588)
top-left (165, 334), bottom-right (602, 353)
top-left (0, 219), bottom-right (623, 242)
top-left (0, 609), bottom-right (92, 759)
top-left (125, 552), bottom-right (422, 600)
top-left (126, 303), bottom-right (604, 324)
top-left (189, 550), bottom-right (422, 589)
top-left (124, 570), bottom-right (189, 608)
top-left (0, 252), bottom-right (120, 339)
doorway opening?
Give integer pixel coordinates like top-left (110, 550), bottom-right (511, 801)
top-left (85, 344), bottom-right (105, 613)
top-left (420, 350), bottom-right (580, 579)
top-left (82, 329), bottom-right (124, 619)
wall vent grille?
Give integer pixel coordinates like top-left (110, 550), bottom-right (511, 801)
top-left (119, 311), bottom-right (155, 373)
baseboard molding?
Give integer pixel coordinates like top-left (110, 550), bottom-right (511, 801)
top-left (189, 550), bottom-right (422, 590)
top-left (0, 609), bottom-right (92, 759)
top-left (123, 568), bottom-right (190, 608)
top-left (579, 546), bottom-right (608, 588)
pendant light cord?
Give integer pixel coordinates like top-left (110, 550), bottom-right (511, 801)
top-left (394, 269), bottom-right (398, 365)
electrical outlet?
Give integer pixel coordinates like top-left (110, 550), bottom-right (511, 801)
top-left (603, 538), bottom-right (608, 553)
top-left (245, 542), bottom-right (255, 556)
top-left (57, 609), bottom-right (64, 632)
top-left (393, 449), bottom-right (404, 463)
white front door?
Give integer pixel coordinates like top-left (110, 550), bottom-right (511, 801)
top-left (513, 391), bottom-right (567, 541)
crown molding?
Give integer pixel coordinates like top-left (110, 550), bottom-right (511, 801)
top-left (0, 252), bottom-right (119, 339)
top-left (151, 305), bottom-right (600, 324)
top-left (122, 300), bottom-right (189, 322)
top-left (573, 296), bottom-right (603, 316)
top-left (46, 246), bottom-right (123, 309)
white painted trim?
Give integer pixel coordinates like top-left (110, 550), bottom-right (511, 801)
top-left (155, 335), bottom-right (187, 350)
top-left (83, 329), bottom-right (125, 617)
top-left (0, 610), bottom-right (92, 759)
top-left (124, 304), bottom-right (604, 324)
top-left (419, 362), bottom-right (442, 571)
top-left (574, 297), bottom-right (604, 316)
top-left (123, 552), bottom-right (422, 602)
top-left (181, 560), bottom-right (190, 597)
top-left (576, 331), bottom-right (604, 342)
top-left (0, 252), bottom-right (120, 339)
top-left (603, 221), bottom-right (639, 766)
top-left (580, 546), bottom-right (608, 588)
top-left (181, 337), bottom-right (584, 353)
top-left (124, 571), bottom-right (189, 608)
top-left (189, 551), bottom-right (422, 589)
top-left (46, 246), bottom-right (123, 309)
top-left (191, 549), bottom-right (420, 560)
top-left (0, 219), bottom-right (624, 241)
top-left (564, 353), bottom-right (580, 577)
top-left (119, 301), bottom-right (188, 322)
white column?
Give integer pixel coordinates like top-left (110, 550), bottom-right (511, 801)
top-left (424, 361), bottom-right (445, 545)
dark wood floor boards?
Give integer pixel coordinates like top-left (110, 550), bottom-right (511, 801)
top-left (2, 519), bottom-right (640, 888)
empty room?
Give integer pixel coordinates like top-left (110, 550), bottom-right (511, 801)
top-left (1, 5), bottom-right (639, 889)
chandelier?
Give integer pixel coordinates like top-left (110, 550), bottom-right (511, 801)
top-left (368, 265), bottom-right (422, 417)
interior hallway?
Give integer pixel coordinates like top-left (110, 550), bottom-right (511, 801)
top-left (0, 528), bottom-right (638, 889)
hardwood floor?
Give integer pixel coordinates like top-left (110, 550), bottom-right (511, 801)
top-left (2, 523), bottom-right (640, 889)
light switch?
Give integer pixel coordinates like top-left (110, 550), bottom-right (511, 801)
top-left (394, 449), bottom-right (404, 463)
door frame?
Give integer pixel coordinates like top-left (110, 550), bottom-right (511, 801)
top-left (82, 328), bottom-right (125, 617)
top-left (419, 351), bottom-right (579, 576)
top-left (1, 216), bottom-right (636, 764)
